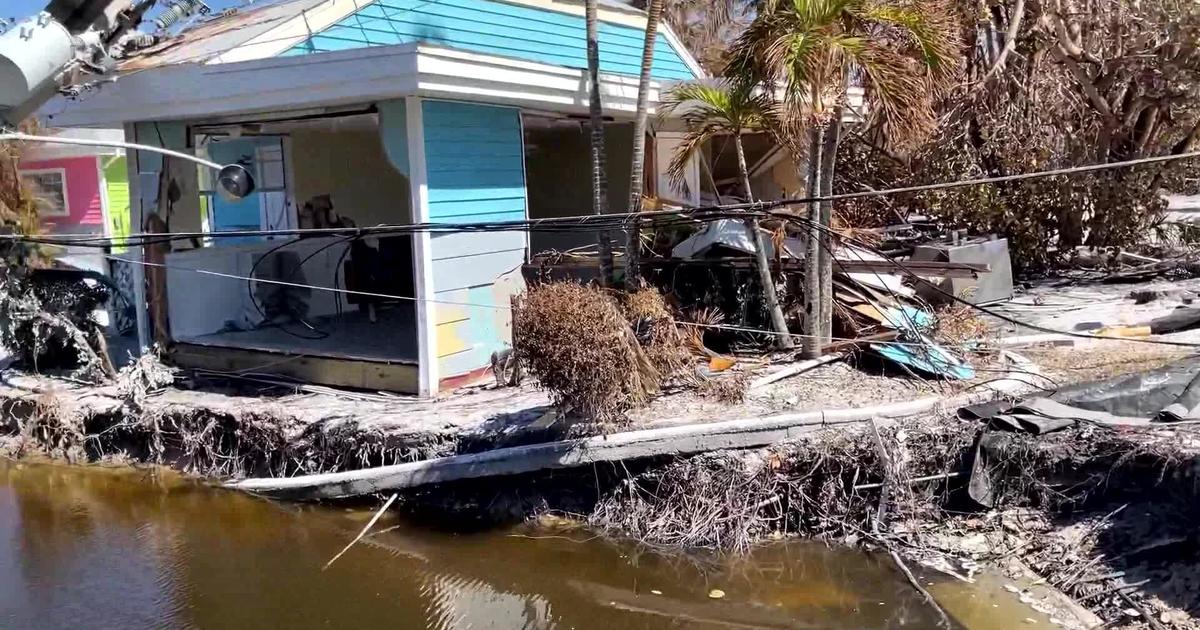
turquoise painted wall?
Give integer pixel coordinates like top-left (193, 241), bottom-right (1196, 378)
top-left (282, 0), bottom-right (697, 81)
top-left (422, 99), bottom-right (527, 378)
top-left (423, 100), bottom-right (526, 224)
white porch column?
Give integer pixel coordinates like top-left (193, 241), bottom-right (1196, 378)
top-left (122, 122), bottom-right (152, 354)
top-left (379, 98), bottom-right (438, 397)
top-left (404, 97), bottom-right (439, 397)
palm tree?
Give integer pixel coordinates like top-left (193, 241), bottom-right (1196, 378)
top-left (625, 0), bottom-right (753, 290)
top-left (726, 0), bottom-right (960, 357)
top-left (623, 0), bottom-right (664, 290)
top-left (585, 0), bottom-right (615, 285)
top-left (660, 81), bottom-right (794, 348)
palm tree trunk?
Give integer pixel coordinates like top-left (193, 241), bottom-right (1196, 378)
top-left (801, 124), bottom-right (824, 359)
top-left (623, 0), bottom-right (663, 291)
top-left (817, 108), bottom-right (843, 346)
top-left (586, 0), bottom-right (614, 286)
top-left (735, 134), bottom-right (793, 350)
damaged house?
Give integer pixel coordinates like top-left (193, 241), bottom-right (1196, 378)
top-left (47, 0), bottom-right (709, 396)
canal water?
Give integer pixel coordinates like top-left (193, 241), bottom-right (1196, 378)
top-left (0, 462), bottom-right (1041, 629)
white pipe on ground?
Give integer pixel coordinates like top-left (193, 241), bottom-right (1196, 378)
top-left (228, 362), bottom-right (1048, 500)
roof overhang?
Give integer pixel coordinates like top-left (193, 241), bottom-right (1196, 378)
top-left (45, 42), bottom-right (679, 127)
top-left (21, 127), bottom-right (125, 160)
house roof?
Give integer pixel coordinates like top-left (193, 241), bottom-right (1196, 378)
top-left (44, 0), bottom-right (703, 127)
top-left (120, 0), bottom-right (332, 71)
top-left (119, 0), bottom-right (693, 74)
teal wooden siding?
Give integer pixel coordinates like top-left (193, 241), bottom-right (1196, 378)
top-left (422, 99), bottom-right (527, 377)
top-left (282, 0), bottom-right (697, 81)
top-left (423, 100), bottom-right (527, 224)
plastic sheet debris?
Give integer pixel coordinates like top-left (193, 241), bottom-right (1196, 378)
top-left (1051, 356), bottom-right (1200, 417)
top-left (961, 358), bottom-right (1200, 506)
top-left (871, 337), bottom-right (975, 379)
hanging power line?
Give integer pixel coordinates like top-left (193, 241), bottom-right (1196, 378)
top-left (2, 144), bottom-right (1197, 250)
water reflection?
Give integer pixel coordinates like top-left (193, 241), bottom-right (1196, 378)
top-left (0, 462), bottom-right (959, 629)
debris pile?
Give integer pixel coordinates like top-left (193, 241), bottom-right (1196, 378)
top-left (585, 364), bottom-right (1200, 628)
top-left (588, 416), bottom-right (975, 553)
top-left (0, 269), bottom-right (116, 382)
top-left (526, 220), bottom-right (1004, 393)
top-left (1066, 247), bottom-right (1200, 283)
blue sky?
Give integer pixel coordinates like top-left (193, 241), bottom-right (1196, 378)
top-left (7, 0), bottom-right (244, 20)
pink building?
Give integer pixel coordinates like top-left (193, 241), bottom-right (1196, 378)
top-left (19, 128), bottom-right (129, 240)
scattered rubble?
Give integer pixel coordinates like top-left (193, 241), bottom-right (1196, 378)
top-left (0, 268), bottom-right (116, 382)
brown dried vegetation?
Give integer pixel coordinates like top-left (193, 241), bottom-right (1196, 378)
top-left (835, 0), bottom-right (1200, 270)
top-left (513, 283), bottom-right (663, 424)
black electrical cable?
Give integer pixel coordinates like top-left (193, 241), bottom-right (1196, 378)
top-left (244, 235), bottom-right (328, 340)
top-left (243, 235), bottom-right (359, 341)
top-left (10, 208), bottom-right (762, 249)
top-left (12, 144), bottom-right (1200, 250)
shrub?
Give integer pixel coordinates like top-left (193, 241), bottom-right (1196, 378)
top-left (619, 288), bottom-right (694, 386)
top-left (513, 283), bottom-right (660, 423)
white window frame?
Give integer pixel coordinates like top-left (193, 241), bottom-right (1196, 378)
top-left (19, 168), bottom-right (70, 217)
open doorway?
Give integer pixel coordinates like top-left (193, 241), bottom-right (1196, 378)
top-left (522, 114), bottom-right (634, 256)
top-left (164, 112), bottom-right (420, 369)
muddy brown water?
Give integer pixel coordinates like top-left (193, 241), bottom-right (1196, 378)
top-left (0, 462), bottom-right (1043, 630)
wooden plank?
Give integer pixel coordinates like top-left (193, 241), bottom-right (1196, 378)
top-left (170, 344), bottom-right (419, 394)
top-left (576, 258), bottom-right (992, 278)
top-left (228, 368), bottom-right (1044, 499)
top-left (748, 354), bottom-right (842, 390)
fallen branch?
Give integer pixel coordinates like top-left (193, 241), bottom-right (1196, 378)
top-left (853, 471), bottom-right (962, 491)
top-left (1078, 578), bottom-right (1150, 601)
top-left (1117, 589), bottom-right (1165, 630)
top-left (323, 492), bottom-right (398, 571)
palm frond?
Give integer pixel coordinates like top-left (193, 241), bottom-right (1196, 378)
top-left (725, 0), bottom-right (962, 150)
top-left (854, 0), bottom-right (961, 91)
top-left (662, 80), bottom-right (777, 190)
top-left (666, 126), bottom-right (716, 191)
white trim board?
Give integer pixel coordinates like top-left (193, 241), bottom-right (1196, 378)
top-left (47, 43), bottom-right (681, 127)
top-left (659, 23), bottom-right (706, 80)
top-left (403, 96), bottom-right (439, 398)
